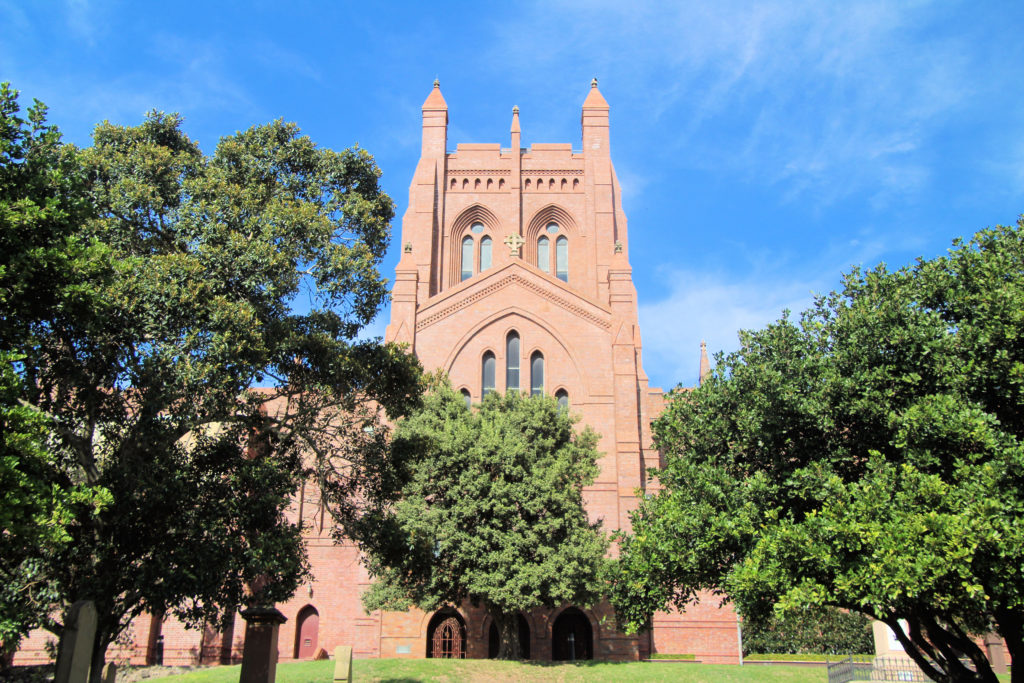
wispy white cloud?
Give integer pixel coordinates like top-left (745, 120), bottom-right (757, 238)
top-left (488, 0), bottom-right (987, 208)
top-left (637, 221), bottom-right (929, 388)
top-left (63, 0), bottom-right (102, 47)
top-left (639, 268), bottom-right (821, 390)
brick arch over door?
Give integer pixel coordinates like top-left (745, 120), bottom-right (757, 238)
top-left (442, 308), bottom-right (593, 400)
top-left (446, 204), bottom-right (503, 289)
top-left (523, 205), bottom-right (585, 286)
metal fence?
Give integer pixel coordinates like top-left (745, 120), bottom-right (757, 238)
top-left (827, 655), bottom-right (933, 683)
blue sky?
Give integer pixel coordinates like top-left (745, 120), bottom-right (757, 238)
top-left (3, 1), bottom-right (1023, 389)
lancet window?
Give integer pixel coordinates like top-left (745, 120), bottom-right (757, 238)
top-left (482, 352), bottom-right (495, 395)
top-left (530, 351), bottom-right (544, 397)
top-left (506, 332), bottom-right (520, 392)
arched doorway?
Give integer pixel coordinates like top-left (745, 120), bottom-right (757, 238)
top-left (487, 614), bottom-right (531, 659)
top-left (552, 607), bottom-right (593, 661)
top-left (293, 605), bottom-right (319, 659)
top-left (427, 609), bottom-right (466, 659)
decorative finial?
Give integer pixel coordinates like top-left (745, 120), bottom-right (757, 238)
top-left (591, 78), bottom-right (598, 88)
top-left (512, 105), bottom-right (519, 114)
top-left (699, 340), bottom-right (711, 386)
top-left (433, 78), bottom-right (440, 88)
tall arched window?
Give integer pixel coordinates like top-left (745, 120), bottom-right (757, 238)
top-left (537, 236), bottom-right (550, 273)
top-left (460, 388), bottom-right (472, 409)
top-left (480, 236), bottom-right (492, 271)
top-left (555, 389), bottom-right (568, 413)
top-left (530, 351), bottom-right (544, 397)
top-left (506, 332), bottom-right (520, 392)
top-left (555, 236), bottom-right (568, 282)
top-left (461, 236), bottom-right (473, 282)
top-left (482, 352), bottom-right (496, 395)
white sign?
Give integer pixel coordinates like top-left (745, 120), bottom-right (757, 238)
top-left (886, 620), bottom-right (908, 652)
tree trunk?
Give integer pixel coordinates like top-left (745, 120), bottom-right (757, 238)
top-left (88, 629), bottom-right (110, 683)
top-left (89, 641), bottom-right (107, 683)
top-left (885, 616), bottom-right (998, 683)
top-left (491, 609), bottom-right (521, 661)
top-left (995, 610), bottom-right (1023, 683)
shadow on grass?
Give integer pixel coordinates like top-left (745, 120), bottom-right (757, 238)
top-left (513, 660), bottom-right (632, 668)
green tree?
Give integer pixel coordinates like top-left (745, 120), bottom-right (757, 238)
top-left (0, 353), bottom-right (111, 663)
top-left (0, 83), bottom-right (111, 661)
top-left (2, 88), bottom-right (422, 682)
top-left (357, 384), bottom-right (608, 660)
top-left (609, 220), bottom-right (1024, 683)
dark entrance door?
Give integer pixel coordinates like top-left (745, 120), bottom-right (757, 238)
top-left (552, 607), bottom-right (593, 661)
top-left (294, 606), bottom-right (319, 659)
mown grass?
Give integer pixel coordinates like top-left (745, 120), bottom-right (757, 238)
top-left (160, 658), bottom-right (828, 682)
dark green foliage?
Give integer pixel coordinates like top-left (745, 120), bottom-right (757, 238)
top-left (0, 84), bottom-right (422, 682)
top-left (610, 219), bottom-right (1024, 683)
top-left (741, 607), bottom-right (873, 656)
top-left (357, 383), bottom-right (608, 659)
top-left (0, 83), bottom-right (111, 662)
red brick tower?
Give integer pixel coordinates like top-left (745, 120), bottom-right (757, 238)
top-left (378, 80), bottom-right (740, 662)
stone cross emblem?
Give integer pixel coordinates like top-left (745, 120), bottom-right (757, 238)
top-left (503, 233), bottom-right (526, 256)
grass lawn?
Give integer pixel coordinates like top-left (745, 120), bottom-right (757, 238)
top-left (160, 658), bottom-right (828, 682)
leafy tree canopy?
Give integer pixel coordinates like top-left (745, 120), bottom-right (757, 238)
top-left (609, 220), bottom-right (1024, 683)
top-left (0, 83), bottom-right (423, 681)
top-left (358, 383), bottom-right (608, 659)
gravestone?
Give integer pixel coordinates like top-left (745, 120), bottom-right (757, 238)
top-left (238, 607), bottom-right (287, 683)
top-left (333, 645), bottom-right (352, 683)
top-left (54, 600), bottom-right (97, 683)
top-left (983, 633), bottom-right (1008, 674)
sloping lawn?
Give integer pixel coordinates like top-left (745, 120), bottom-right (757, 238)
top-left (160, 658), bottom-right (827, 682)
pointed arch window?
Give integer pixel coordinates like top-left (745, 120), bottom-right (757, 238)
top-left (480, 236), bottom-right (492, 271)
top-left (460, 388), bottom-right (472, 409)
top-left (461, 236), bottom-right (473, 282)
top-left (555, 236), bottom-right (568, 282)
top-left (556, 389), bottom-right (568, 413)
top-left (530, 351), bottom-right (544, 397)
top-left (537, 236), bottom-right (550, 273)
top-left (506, 332), bottom-right (520, 392)
top-left (482, 352), bottom-right (496, 396)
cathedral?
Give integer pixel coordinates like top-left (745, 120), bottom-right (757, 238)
top-left (14, 81), bottom-right (739, 667)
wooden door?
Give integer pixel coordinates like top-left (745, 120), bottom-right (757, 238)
top-left (295, 607), bottom-right (319, 659)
